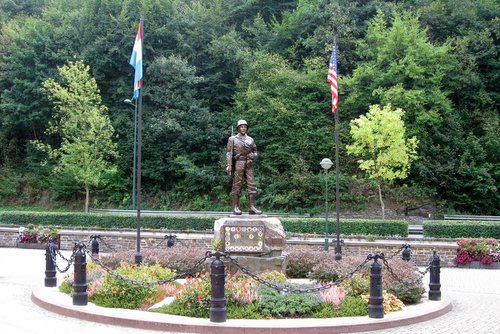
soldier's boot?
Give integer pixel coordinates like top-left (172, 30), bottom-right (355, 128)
top-left (248, 195), bottom-right (262, 215)
top-left (232, 194), bottom-right (242, 215)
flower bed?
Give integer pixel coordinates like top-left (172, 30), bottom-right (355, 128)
top-left (17, 224), bottom-right (61, 248)
top-left (455, 238), bottom-right (499, 267)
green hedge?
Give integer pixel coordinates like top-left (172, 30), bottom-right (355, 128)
top-left (423, 220), bottom-right (500, 239)
top-left (281, 218), bottom-right (407, 237)
top-left (0, 211), bottom-right (408, 237)
top-left (0, 211), bottom-right (216, 231)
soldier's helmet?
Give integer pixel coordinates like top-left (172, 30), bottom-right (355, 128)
top-left (237, 119), bottom-right (248, 129)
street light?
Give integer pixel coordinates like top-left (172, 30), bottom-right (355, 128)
top-left (124, 98), bottom-right (138, 210)
top-left (320, 158), bottom-right (333, 251)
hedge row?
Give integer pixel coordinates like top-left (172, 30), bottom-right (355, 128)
top-left (423, 220), bottom-right (500, 239)
top-left (0, 211), bottom-right (408, 237)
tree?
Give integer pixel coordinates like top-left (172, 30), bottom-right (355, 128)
top-left (346, 104), bottom-right (418, 219)
top-left (34, 60), bottom-right (118, 212)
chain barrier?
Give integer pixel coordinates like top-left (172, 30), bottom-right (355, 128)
top-left (48, 243), bottom-right (77, 273)
top-left (417, 257), bottom-right (434, 277)
top-left (381, 255), bottom-right (428, 286)
top-left (83, 248), bottom-right (211, 287)
top-left (94, 236), bottom-right (117, 253)
top-left (384, 246), bottom-right (403, 260)
top-left (225, 253), bottom-right (373, 294)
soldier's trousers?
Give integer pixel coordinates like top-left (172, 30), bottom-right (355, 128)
top-left (231, 160), bottom-right (257, 195)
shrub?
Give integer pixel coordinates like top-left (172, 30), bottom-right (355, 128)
top-left (283, 218), bottom-right (408, 237)
top-left (309, 255), bottom-right (369, 283)
top-left (0, 211), bottom-right (408, 236)
top-left (362, 290), bottom-right (404, 314)
top-left (455, 238), bottom-right (499, 265)
top-left (226, 302), bottom-right (262, 319)
top-left (423, 220), bottom-right (500, 239)
top-left (99, 247), bottom-right (207, 275)
top-left (320, 286), bottom-right (346, 308)
top-left (382, 258), bottom-right (425, 304)
top-left (339, 273), bottom-right (370, 297)
top-left (337, 296), bottom-right (369, 317)
top-left (252, 270), bottom-right (288, 285)
top-left (285, 248), bottom-right (328, 278)
top-left (256, 283), bottom-right (322, 318)
top-left (226, 273), bottom-right (258, 305)
top-left (90, 262), bottom-right (175, 309)
top-left (173, 272), bottom-right (211, 317)
top-left (313, 295), bottom-right (369, 318)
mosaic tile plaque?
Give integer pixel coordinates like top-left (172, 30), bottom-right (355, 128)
top-left (223, 224), bottom-right (265, 253)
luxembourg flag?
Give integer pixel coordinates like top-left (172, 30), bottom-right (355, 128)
top-left (129, 19), bottom-right (143, 100)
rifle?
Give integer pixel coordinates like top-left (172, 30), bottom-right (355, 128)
top-left (226, 127), bottom-right (235, 177)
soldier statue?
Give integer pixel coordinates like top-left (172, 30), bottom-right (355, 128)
top-left (226, 120), bottom-right (262, 215)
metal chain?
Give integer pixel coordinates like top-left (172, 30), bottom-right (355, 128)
top-left (381, 256), bottom-right (425, 286)
top-left (385, 246), bottom-right (403, 260)
top-left (96, 236), bottom-right (117, 253)
top-left (225, 253), bottom-right (373, 294)
top-left (48, 243), bottom-right (76, 273)
top-left (85, 248), bottom-right (211, 287)
top-left (417, 257), bottom-right (434, 277)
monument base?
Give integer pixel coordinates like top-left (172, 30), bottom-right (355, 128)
top-left (224, 253), bottom-right (289, 274)
top-left (213, 215), bottom-right (288, 274)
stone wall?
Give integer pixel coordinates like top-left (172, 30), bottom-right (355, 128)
top-left (0, 226), bottom-right (457, 267)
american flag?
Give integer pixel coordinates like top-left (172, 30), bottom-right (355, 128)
top-left (327, 41), bottom-right (338, 113)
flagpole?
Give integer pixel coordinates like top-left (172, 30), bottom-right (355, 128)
top-left (135, 14), bottom-right (144, 265)
top-left (334, 107), bottom-right (342, 260)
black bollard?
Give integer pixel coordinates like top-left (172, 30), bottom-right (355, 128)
top-left (368, 254), bottom-right (384, 318)
top-left (428, 250), bottom-right (441, 301)
top-left (166, 234), bottom-right (176, 248)
top-left (44, 238), bottom-right (57, 287)
top-left (402, 243), bottom-right (411, 261)
top-left (72, 242), bottom-right (88, 305)
top-left (209, 252), bottom-right (227, 323)
top-left (90, 234), bottom-right (100, 257)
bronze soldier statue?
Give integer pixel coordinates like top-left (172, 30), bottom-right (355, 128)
top-left (226, 120), bottom-right (262, 215)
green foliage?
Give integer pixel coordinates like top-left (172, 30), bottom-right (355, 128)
top-left (347, 104), bottom-right (418, 219)
top-left (336, 296), bottom-right (369, 317)
top-left (424, 220), bottom-right (500, 239)
top-left (383, 258), bottom-right (425, 304)
top-left (0, 0), bottom-right (498, 215)
top-left (285, 247), bottom-right (328, 278)
top-left (309, 255), bottom-right (369, 283)
top-left (91, 262), bottom-right (174, 309)
top-left (256, 283), bottom-right (322, 318)
top-left (98, 248), bottom-right (208, 276)
top-left (283, 218), bottom-right (408, 237)
top-left (312, 295), bottom-right (369, 318)
top-left (339, 274), bottom-right (370, 297)
top-left (347, 105), bottom-right (418, 183)
top-left (0, 211), bottom-right (408, 236)
top-left (33, 59), bottom-right (118, 212)
top-left (0, 211), bottom-right (217, 230)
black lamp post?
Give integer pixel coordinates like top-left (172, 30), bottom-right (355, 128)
top-left (320, 158), bottom-right (333, 251)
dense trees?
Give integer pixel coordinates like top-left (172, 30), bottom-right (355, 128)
top-left (0, 0), bottom-right (498, 214)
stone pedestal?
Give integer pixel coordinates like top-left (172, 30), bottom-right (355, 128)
top-left (213, 215), bottom-right (288, 274)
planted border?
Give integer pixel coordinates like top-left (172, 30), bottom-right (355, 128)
top-left (0, 211), bottom-right (408, 237)
top-left (423, 220), bottom-right (500, 239)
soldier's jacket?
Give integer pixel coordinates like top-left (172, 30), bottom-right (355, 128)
top-left (226, 133), bottom-right (258, 168)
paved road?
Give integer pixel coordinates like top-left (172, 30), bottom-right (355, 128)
top-left (1, 248), bottom-right (499, 333)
